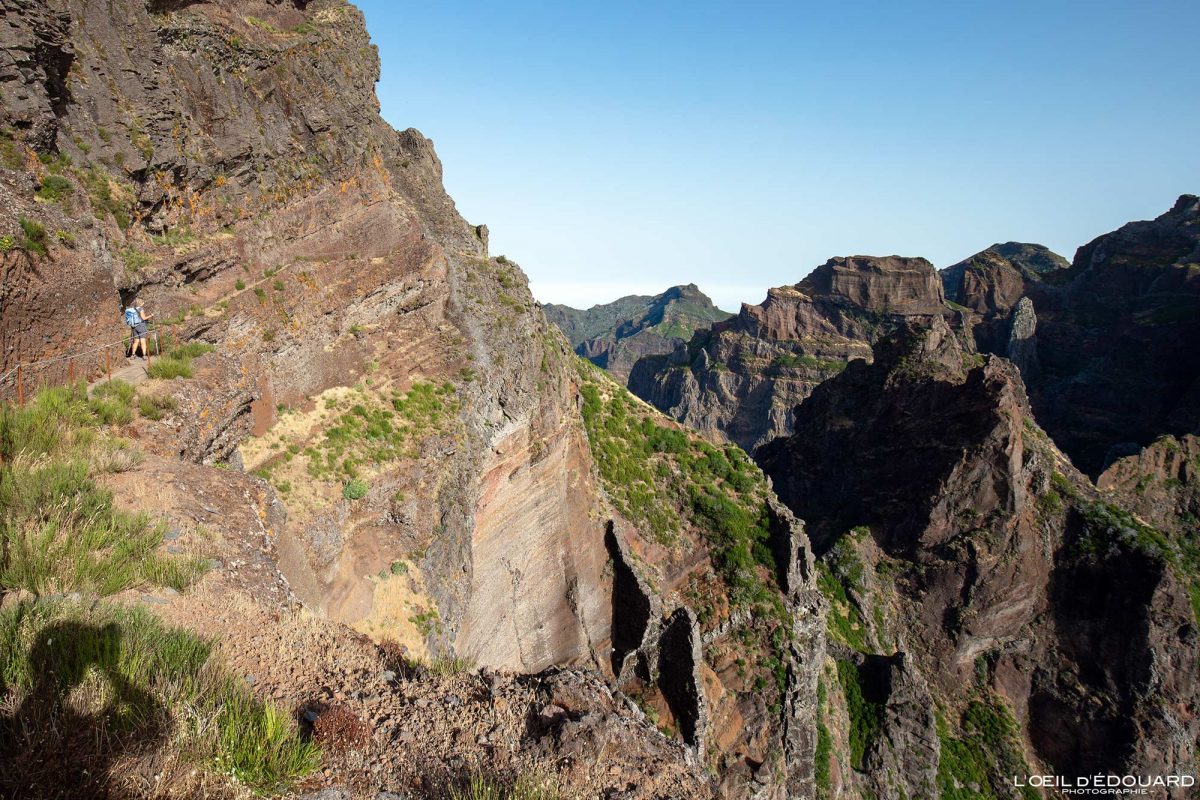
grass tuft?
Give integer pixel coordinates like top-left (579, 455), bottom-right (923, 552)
top-left (447, 774), bottom-right (560, 800)
top-left (0, 384), bottom-right (203, 597)
top-left (146, 342), bottom-right (214, 381)
top-left (0, 599), bottom-right (319, 794)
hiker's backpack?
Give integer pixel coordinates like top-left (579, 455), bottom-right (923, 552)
top-left (124, 307), bottom-right (141, 327)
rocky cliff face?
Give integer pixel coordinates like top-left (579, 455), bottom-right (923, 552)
top-left (544, 283), bottom-right (731, 384)
top-left (0, 2), bottom-right (829, 796)
top-left (628, 255), bottom-right (949, 451)
top-left (0, 0), bottom-right (617, 675)
top-left (759, 319), bottom-right (1200, 799)
top-left (0, 3), bottom-right (744, 796)
top-left (1028, 196), bottom-right (1200, 476)
top-left (576, 362), bottom-right (826, 798)
top-left (940, 201), bottom-right (1200, 477)
top-left (940, 242), bottom-right (1068, 370)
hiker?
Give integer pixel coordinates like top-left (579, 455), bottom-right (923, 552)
top-left (124, 297), bottom-right (153, 358)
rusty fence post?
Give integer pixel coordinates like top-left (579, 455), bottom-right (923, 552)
top-left (106, 348), bottom-right (112, 385)
top-left (16, 363), bottom-right (23, 406)
top-left (68, 357), bottom-right (75, 387)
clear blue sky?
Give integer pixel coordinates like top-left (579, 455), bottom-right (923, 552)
top-left (356, 0), bottom-right (1199, 312)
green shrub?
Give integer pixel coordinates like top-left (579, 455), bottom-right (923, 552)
top-left (0, 131), bottom-right (24, 170)
top-left (446, 774), bottom-right (559, 800)
top-left (151, 226), bottom-right (195, 248)
top-left (212, 684), bottom-right (321, 790)
top-left (35, 175), bottom-right (73, 203)
top-left (120, 246), bottom-right (153, 275)
top-left (170, 342), bottom-right (214, 360)
top-left (18, 217), bottom-right (47, 255)
top-left (146, 342), bottom-right (213, 380)
top-left (272, 278), bottom-right (285, 292)
top-left (305, 382), bottom-right (458, 482)
top-left (342, 478), bottom-right (369, 500)
top-left (254, 287), bottom-right (267, 303)
top-left (147, 356), bottom-right (192, 380)
top-left (0, 384), bottom-right (203, 596)
top-left (0, 235), bottom-right (14, 252)
top-left (818, 562), bottom-right (868, 651)
top-left (79, 167), bottom-right (130, 229)
top-left (235, 278), bottom-right (246, 290)
top-left (836, 659), bottom-right (885, 770)
top-left (936, 699), bottom-right (1038, 800)
top-left (138, 394), bottom-right (177, 421)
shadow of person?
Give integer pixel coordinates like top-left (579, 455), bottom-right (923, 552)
top-left (0, 619), bottom-right (168, 799)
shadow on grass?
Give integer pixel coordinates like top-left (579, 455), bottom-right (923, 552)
top-left (0, 620), bottom-right (168, 799)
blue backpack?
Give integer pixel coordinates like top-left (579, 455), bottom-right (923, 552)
top-left (124, 307), bottom-right (141, 327)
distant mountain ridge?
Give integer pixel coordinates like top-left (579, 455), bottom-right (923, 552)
top-left (627, 255), bottom-right (952, 450)
top-left (544, 284), bottom-right (732, 383)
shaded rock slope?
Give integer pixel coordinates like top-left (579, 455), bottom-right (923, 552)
top-left (544, 284), bottom-right (731, 384)
top-left (759, 318), bottom-right (1200, 800)
top-left (628, 256), bottom-right (948, 451)
top-left (944, 198), bottom-right (1200, 476)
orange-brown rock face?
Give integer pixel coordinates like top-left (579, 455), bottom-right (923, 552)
top-left (455, 382), bottom-right (611, 672)
top-left (0, 0), bottom-right (614, 676)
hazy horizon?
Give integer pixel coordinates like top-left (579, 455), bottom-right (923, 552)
top-left (357, 0), bottom-right (1199, 313)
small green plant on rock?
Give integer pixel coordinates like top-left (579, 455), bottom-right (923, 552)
top-left (18, 217), bottom-right (47, 256)
top-left (35, 175), bottom-right (73, 203)
top-left (342, 478), bottom-right (369, 500)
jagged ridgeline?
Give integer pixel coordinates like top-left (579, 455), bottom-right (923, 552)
top-left (545, 284), bottom-right (732, 384)
top-left (574, 358), bottom-right (826, 799)
top-left (759, 318), bottom-right (1200, 800)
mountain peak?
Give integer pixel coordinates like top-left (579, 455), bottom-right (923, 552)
top-left (545, 285), bottom-right (731, 382)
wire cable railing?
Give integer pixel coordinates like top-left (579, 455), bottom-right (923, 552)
top-left (0, 324), bottom-right (179, 405)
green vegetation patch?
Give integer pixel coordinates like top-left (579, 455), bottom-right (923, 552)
top-left (1075, 499), bottom-right (1200, 624)
top-left (446, 774), bottom-right (560, 800)
top-left (0, 383), bottom-right (204, 597)
top-left (146, 342), bottom-right (214, 381)
top-left (304, 381), bottom-right (458, 482)
top-left (120, 246), bottom-right (153, 275)
top-left (35, 175), bottom-right (73, 203)
top-left (815, 679), bottom-right (833, 798)
top-left (816, 530), bottom-right (873, 650)
top-left (18, 217), bottom-right (48, 256)
top-left (936, 699), bottom-right (1038, 800)
top-left (78, 167), bottom-right (131, 229)
top-left (151, 226), bottom-right (195, 249)
top-left (577, 361), bottom-right (777, 606)
top-left (836, 658), bottom-right (885, 770)
top-left (138, 393), bottom-right (177, 421)
top-left (576, 360), bottom-right (792, 699)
